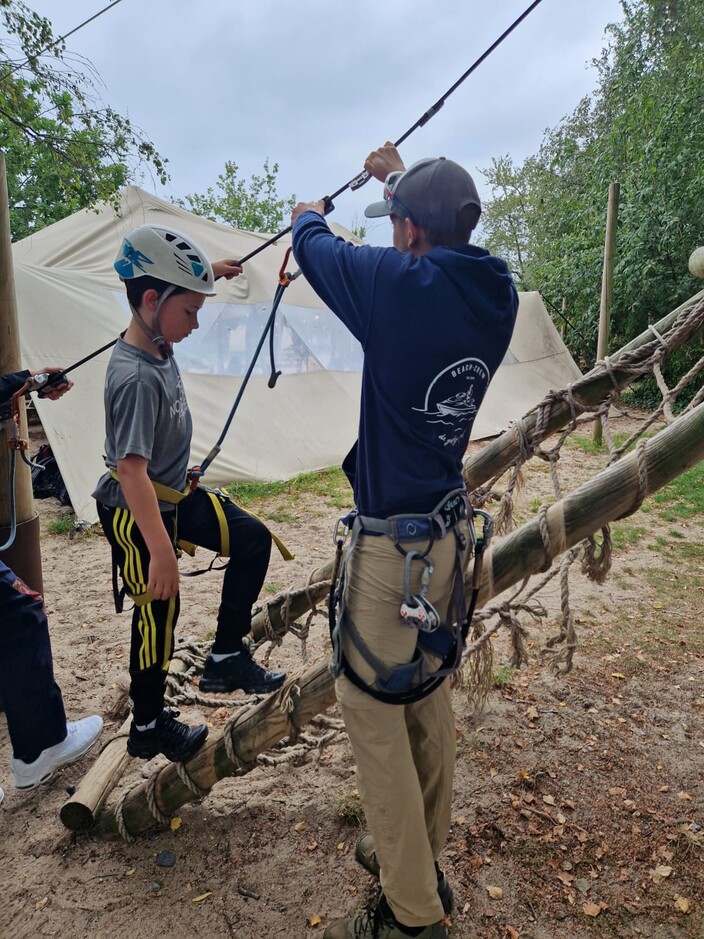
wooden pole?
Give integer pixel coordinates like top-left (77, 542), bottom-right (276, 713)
top-left (90, 403), bottom-right (704, 838)
top-left (593, 182), bottom-right (620, 445)
top-left (59, 717), bottom-right (132, 831)
top-left (0, 152), bottom-right (43, 591)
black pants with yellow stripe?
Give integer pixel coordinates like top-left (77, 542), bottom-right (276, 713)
top-left (97, 487), bottom-right (271, 724)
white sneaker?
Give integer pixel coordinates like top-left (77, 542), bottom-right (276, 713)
top-left (11, 715), bottom-right (103, 790)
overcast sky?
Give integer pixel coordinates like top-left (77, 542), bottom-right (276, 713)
top-left (45, 0), bottom-right (624, 243)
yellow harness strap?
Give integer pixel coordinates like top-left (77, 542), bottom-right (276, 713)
top-left (109, 471), bottom-right (293, 561)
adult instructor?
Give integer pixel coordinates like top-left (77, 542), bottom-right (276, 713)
top-left (291, 143), bottom-right (518, 938)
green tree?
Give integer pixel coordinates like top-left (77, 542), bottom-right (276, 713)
top-left (479, 0), bottom-right (704, 390)
top-left (179, 159), bottom-right (295, 233)
top-left (0, 1), bottom-right (167, 240)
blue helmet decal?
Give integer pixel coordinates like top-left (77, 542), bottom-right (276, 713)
top-left (114, 239), bottom-right (154, 279)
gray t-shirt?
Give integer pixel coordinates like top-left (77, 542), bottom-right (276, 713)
top-left (92, 338), bottom-right (193, 510)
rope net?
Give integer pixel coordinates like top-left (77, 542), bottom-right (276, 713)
top-left (461, 294), bottom-right (704, 708)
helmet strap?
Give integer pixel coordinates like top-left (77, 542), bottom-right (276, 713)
top-left (129, 284), bottom-right (177, 357)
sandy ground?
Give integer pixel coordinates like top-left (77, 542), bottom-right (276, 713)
top-left (1, 410), bottom-right (703, 939)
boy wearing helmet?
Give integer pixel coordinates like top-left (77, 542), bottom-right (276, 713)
top-left (290, 144), bottom-right (518, 938)
top-left (93, 225), bottom-right (285, 765)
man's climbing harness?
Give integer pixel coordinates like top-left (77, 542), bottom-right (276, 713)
top-left (328, 489), bottom-right (493, 705)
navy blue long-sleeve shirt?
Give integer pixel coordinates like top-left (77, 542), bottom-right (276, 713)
top-left (292, 212), bottom-right (518, 518)
top-left (0, 370), bottom-right (30, 406)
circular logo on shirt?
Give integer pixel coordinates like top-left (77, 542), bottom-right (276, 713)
top-left (412, 357), bottom-right (490, 447)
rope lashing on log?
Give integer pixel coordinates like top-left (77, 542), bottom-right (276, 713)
top-left (174, 761), bottom-right (211, 800)
top-left (254, 574), bottom-right (331, 664)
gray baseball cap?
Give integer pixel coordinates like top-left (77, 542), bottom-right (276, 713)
top-left (364, 157), bottom-right (482, 230)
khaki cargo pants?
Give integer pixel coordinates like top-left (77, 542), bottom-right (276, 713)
top-left (335, 523), bottom-right (468, 927)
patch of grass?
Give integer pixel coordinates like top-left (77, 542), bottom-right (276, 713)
top-left (679, 541), bottom-right (704, 563)
top-left (564, 429), bottom-right (653, 456)
top-left (492, 666), bottom-right (516, 689)
top-left (46, 515), bottom-right (73, 535)
top-left (227, 467), bottom-right (351, 512)
top-left (264, 581), bottom-right (283, 595)
top-left (650, 462), bottom-right (704, 521)
top-left (336, 790), bottom-right (365, 827)
top-left (564, 433), bottom-right (604, 455)
top-left (265, 509), bottom-right (298, 524)
top-left (610, 522), bottom-right (647, 551)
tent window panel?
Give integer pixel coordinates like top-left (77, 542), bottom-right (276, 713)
top-left (173, 302), bottom-right (363, 377)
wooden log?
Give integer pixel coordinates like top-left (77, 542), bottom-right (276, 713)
top-left (464, 292), bottom-right (704, 492)
top-left (94, 660), bottom-right (336, 838)
top-left (92, 404), bottom-right (704, 839)
top-left (59, 717), bottom-right (132, 832)
top-left (593, 182), bottom-right (620, 445)
top-left (473, 401), bottom-right (704, 604)
top-left (60, 653), bottom-right (196, 831)
top-left (250, 561), bottom-right (332, 642)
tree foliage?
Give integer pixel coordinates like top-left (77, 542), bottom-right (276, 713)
top-left (0, 1), bottom-right (167, 240)
top-left (479, 0), bottom-right (704, 396)
top-left (179, 158), bottom-right (295, 234)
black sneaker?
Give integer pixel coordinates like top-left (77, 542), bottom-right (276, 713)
top-left (199, 648), bottom-right (286, 695)
top-left (127, 709), bottom-right (208, 763)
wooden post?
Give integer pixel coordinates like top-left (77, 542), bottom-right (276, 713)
top-left (0, 152), bottom-right (43, 591)
top-left (593, 182), bottom-right (620, 445)
top-left (560, 298), bottom-right (567, 339)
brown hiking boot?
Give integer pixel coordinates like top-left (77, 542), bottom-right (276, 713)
top-left (354, 834), bottom-right (455, 915)
top-left (323, 901), bottom-right (447, 938)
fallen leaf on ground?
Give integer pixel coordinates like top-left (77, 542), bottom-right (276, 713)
top-left (582, 901), bottom-right (602, 917)
top-left (170, 817), bottom-right (182, 831)
top-left (192, 892), bottom-right (212, 903)
top-left (308, 914), bottom-right (322, 926)
top-left (486, 885), bottom-right (503, 900)
top-left (674, 895), bottom-right (691, 913)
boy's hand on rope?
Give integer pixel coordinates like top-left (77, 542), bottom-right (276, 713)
top-left (364, 141), bottom-right (405, 182)
top-left (148, 546), bottom-right (181, 601)
top-left (213, 259), bottom-right (243, 280)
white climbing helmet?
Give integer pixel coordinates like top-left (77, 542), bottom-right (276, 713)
top-left (114, 224), bottom-right (217, 296)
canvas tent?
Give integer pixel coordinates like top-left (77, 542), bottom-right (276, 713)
top-left (13, 186), bottom-right (581, 523)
